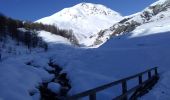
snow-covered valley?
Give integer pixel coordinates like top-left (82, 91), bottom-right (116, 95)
top-left (1, 0), bottom-right (170, 100)
top-left (1, 28), bottom-right (170, 100)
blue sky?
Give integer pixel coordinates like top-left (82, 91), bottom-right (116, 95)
top-left (0, 0), bottom-right (156, 21)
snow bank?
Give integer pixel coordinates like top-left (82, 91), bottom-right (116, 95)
top-left (0, 53), bottom-right (54, 100)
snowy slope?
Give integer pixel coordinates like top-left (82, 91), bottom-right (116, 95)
top-left (37, 31), bottom-right (71, 45)
top-left (36, 3), bottom-right (123, 46)
top-left (18, 28), bottom-right (71, 45)
top-left (94, 0), bottom-right (170, 46)
top-left (131, 17), bottom-right (170, 37)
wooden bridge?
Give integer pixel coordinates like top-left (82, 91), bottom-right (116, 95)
top-left (64, 67), bottom-right (159, 100)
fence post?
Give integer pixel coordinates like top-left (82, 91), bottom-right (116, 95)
top-left (89, 93), bottom-right (96, 100)
top-left (155, 67), bottom-right (158, 76)
top-left (139, 75), bottom-right (142, 84)
top-left (122, 80), bottom-right (128, 100)
top-left (148, 70), bottom-right (151, 79)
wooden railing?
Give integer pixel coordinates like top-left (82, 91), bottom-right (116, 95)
top-left (64, 67), bottom-right (159, 100)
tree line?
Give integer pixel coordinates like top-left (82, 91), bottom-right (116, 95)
top-left (0, 14), bottom-right (48, 51)
top-left (23, 21), bottom-right (79, 45)
top-left (0, 13), bottom-right (79, 50)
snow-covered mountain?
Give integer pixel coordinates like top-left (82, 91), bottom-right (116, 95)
top-left (94, 0), bottom-right (170, 46)
top-left (36, 3), bottom-right (123, 47)
top-left (2, 0), bottom-right (170, 100)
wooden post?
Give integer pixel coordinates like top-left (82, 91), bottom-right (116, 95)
top-left (89, 93), bottom-right (96, 100)
top-left (0, 53), bottom-right (1, 61)
top-left (139, 75), bottom-right (142, 84)
top-left (154, 67), bottom-right (159, 80)
top-left (148, 71), bottom-right (151, 79)
top-left (155, 68), bottom-right (158, 76)
top-left (122, 80), bottom-right (128, 100)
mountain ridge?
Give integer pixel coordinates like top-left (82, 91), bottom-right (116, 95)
top-left (36, 0), bottom-right (170, 47)
top-left (93, 0), bottom-right (170, 46)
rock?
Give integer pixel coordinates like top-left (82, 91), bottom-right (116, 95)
top-left (47, 82), bottom-right (61, 94)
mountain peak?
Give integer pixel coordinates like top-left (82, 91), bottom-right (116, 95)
top-left (72, 2), bottom-right (120, 16)
top-left (75, 2), bottom-right (105, 8)
top-left (77, 2), bottom-right (95, 6)
top-left (36, 3), bottom-right (123, 46)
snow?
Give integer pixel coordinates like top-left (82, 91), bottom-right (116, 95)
top-left (1, 0), bottom-right (170, 100)
top-left (142, 70), bottom-right (170, 100)
top-left (57, 31), bottom-right (170, 100)
top-left (46, 2), bottom-right (170, 98)
top-left (1, 22), bottom-right (170, 100)
top-left (47, 82), bottom-right (61, 94)
top-left (18, 28), bottom-right (28, 32)
top-left (37, 31), bottom-right (71, 45)
top-left (0, 57), bottom-right (54, 100)
top-left (36, 3), bottom-right (123, 46)
top-left (0, 39), bottom-right (55, 100)
top-left (95, 0), bottom-right (170, 48)
top-left (131, 17), bottom-right (170, 38)
top-left (150, 0), bottom-right (169, 6)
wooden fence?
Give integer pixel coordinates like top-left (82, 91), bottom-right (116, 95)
top-left (64, 67), bottom-right (159, 100)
